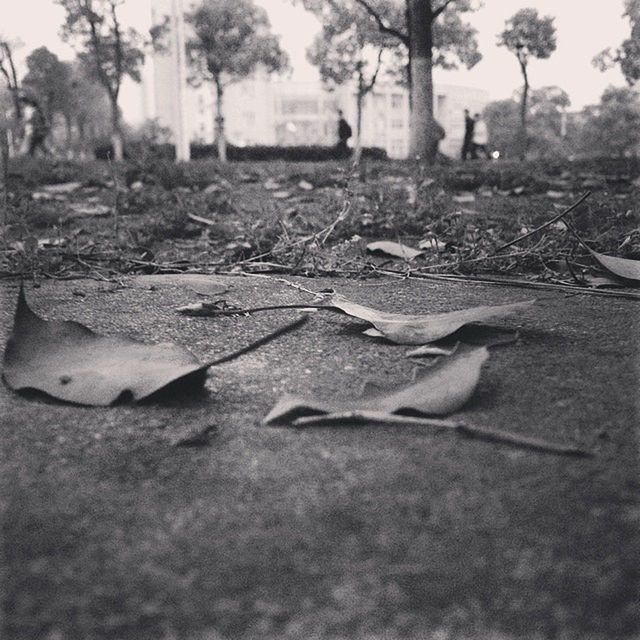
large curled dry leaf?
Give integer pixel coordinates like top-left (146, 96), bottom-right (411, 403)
top-left (264, 345), bottom-right (489, 424)
top-left (2, 288), bottom-right (208, 405)
top-left (587, 247), bottom-right (640, 285)
top-left (3, 289), bottom-right (307, 406)
top-left (324, 293), bottom-right (534, 345)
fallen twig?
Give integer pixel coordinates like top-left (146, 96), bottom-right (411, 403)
top-left (204, 315), bottom-right (309, 367)
top-left (375, 268), bottom-right (640, 301)
top-left (494, 191), bottom-right (591, 253)
top-left (291, 410), bottom-right (591, 457)
top-left (178, 302), bottom-right (330, 316)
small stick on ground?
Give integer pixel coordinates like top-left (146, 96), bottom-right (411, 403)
top-left (494, 191), bottom-right (591, 253)
top-left (204, 315), bottom-right (309, 367)
top-left (290, 410), bottom-right (591, 457)
top-left (177, 302), bottom-right (332, 317)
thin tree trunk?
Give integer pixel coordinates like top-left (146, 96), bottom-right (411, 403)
top-left (109, 97), bottom-right (123, 161)
top-left (407, 0), bottom-right (436, 163)
top-left (64, 114), bottom-right (73, 149)
top-left (215, 78), bottom-right (227, 163)
top-left (354, 73), bottom-right (364, 164)
top-left (518, 57), bottom-right (529, 161)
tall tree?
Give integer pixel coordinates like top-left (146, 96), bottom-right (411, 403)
top-left (0, 39), bottom-right (22, 123)
top-left (578, 86), bottom-right (640, 158)
top-left (593, 0), bottom-right (640, 85)
top-left (361, 0), bottom-right (481, 161)
top-left (297, 0), bottom-right (480, 163)
top-left (22, 47), bottom-right (74, 132)
top-left (498, 8), bottom-right (556, 161)
top-left (57, 0), bottom-right (146, 160)
top-left (186, 0), bottom-right (289, 163)
top-left (306, 1), bottom-right (399, 161)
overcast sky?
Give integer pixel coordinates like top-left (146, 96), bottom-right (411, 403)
top-left (1, 0), bottom-right (630, 121)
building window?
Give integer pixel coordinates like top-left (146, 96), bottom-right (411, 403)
top-left (280, 98), bottom-right (319, 115)
top-left (391, 119), bottom-right (404, 129)
top-left (391, 93), bottom-right (403, 109)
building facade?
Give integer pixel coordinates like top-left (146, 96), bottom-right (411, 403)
top-left (146, 0), bottom-right (489, 159)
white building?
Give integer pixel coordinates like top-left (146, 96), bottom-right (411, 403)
top-left (145, 0), bottom-right (489, 159)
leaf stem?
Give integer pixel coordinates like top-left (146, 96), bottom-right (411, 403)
top-left (179, 303), bottom-right (333, 317)
top-left (205, 315), bottom-right (309, 367)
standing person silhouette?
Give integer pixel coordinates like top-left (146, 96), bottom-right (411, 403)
top-left (336, 109), bottom-right (352, 158)
top-left (472, 113), bottom-right (490, 159)
top-left (461, 109), bottom-right (475, 160)
top-left (19, 96), bottom-right (50, 157)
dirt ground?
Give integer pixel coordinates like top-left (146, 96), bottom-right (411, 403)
top-left (1, 273), bottom-right (638, 639)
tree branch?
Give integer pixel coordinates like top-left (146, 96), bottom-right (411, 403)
top-left (352, 0), bottom-right (409, 46)
top-left (433, 0), bottom-right (456, 19)
top-left (363, 47), bottom-right (384, 95)
top-left (84, 0), bottom-right (114, 99)
top-left (109, 0), bottom-right (123, 101)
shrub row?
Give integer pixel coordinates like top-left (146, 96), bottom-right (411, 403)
top-left (95, 142), bottom-right (387, 162)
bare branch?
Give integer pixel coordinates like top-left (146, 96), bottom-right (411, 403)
top-left (352, 0), bottom-right (409, 46)
top-left (433, 0), bottom-right (456, 19)
top-left (363, 47), bottom-right (384, 94)
top-left (109, 0), bottom-right (123, 100)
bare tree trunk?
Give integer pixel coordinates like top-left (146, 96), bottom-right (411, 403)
top-left (214, 78), bottom-right (227, 163)
top-left (64, 114), bottom-right (73, 149)
top-left (354, 73), bottom-right (364, 164)
top-left (518, 57), bottom-right (529, 161)
top-left (110, 97), bottom-right (123, 161)
top-left (407, 0), bottom-right (436, 163)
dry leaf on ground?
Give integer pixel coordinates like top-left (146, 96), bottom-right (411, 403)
top-left (324, 293), bottom-right (534, 345)
top-left (366, 241), bottom-right (424, 261)
top-left (586, 247), bottom-right (640, 285)
top-left (2, 288), bottom-right (208, 405)
top-left (3, 289), bottom-right (306, 406)
top-left (265, 345), bottom-right (489, 424)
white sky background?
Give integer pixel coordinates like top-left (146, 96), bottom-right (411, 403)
top-left (0, 0), bottom-right (630, 122)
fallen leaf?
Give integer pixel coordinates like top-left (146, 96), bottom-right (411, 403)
top-left (582, 274), bottom-right (626, 288)
top-left (405, 344), bottom-right (456, 358)
top-left (418, 237), bottom-right (447, 251)
top-left (298, 180), bottom-right (314, 191)
top-left (453, 193), bottom-right (475, 203)
top-left (366, 241), bottom-right (424, 261)
top-left (263, 178), bottom-right (281, 190)
top-left (586, 248), bottom-right (640, 284)
top-left (3, 289), bottom-right (306, 406)
top-left (67, 203), bottom-right (111, 217)
top-left (2, 288), bottom-right (207, 405)
top-left (264, 345), bottom-right (489, 424)
top-left (546, 190), bottom-right (566, 199)
top-left (324, 293), bottom-right (534, 345)
top-left (41, 181), bottom-right (82, 194)
top-left (272, 190), bottom-right (291, 199)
